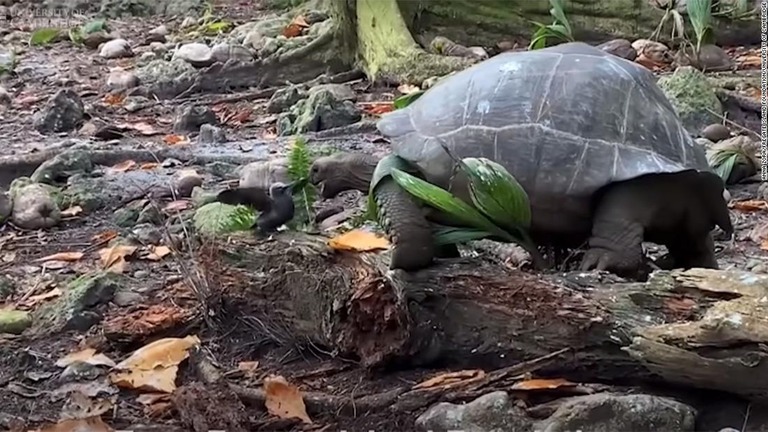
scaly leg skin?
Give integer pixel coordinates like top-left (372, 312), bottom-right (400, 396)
top-left (373, 178), bottom-right (436, 271)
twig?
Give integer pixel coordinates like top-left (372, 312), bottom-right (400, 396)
top-left (704, 107), bottom-right (760, 139)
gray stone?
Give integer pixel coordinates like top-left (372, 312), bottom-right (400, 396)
top-left (0, 310), bottom-right (31, 334)
top-left (106, 68), bottom-right (139, 91)
top-left (266, 85), bottom-right (305, 114)
top-left (277, 84), bottom-right (361, 135)
top-left (416, 391), bottom-right (532, 432)
top-left (658, 66), bottom-right (723, 135)
top-left (534, 393), bottom-right (696, 432)
top-left (173, 42), bottom-right (214, 68)
top-left (173, 104), bottom-right (218, 133)
top-left (100, 38), bottom-right (133, 59)
top-left (198, 123), bottom-right (227, 144)
top-left (33, 89), bottom-right (85, 134)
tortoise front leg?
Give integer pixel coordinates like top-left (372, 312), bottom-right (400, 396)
top-left (373, 178), bottom-right (436, 271)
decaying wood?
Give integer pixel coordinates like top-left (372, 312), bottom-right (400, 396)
top-left (209, 232), bottom-right (768, 402)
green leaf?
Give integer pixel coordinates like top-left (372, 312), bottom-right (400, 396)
top-left (68, 27), bottom-right (84, 45)
top-left (548, 0), bottom-right (573, 37)
top-left (193, 202), bottom-right (256, 237)
top-left (81, 19), bottom-right (108, 34)
top-left (29, 28), bottom-right (61, 46)
top-left (687, 0), bottom-right (713, 50)
top-left (390, 168), bottom-right (513, 241)
top-left (393, 90), bottom-right (425, 110)
top-left (287, 135), bottom-right (316, 228)
top-left (202, 20), bottom-right (233, 34)
top-left (461, 158), bottom-right (532, 231)
top-left (432, 225), bottom-right (494, 245)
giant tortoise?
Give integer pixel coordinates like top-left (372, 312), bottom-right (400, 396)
top-left (309, 42), bottom-right (733, 278)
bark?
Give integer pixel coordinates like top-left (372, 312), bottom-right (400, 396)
top-left (329, 0), bottom-right (473, 84)
top-left (209, 232), bottom-right (768, 402)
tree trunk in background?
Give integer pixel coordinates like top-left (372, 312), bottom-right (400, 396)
top-left (325, 0), bottom-right (759, 83)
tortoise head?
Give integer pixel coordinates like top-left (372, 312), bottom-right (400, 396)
top-left (309, 152), bottom-right (379, 199)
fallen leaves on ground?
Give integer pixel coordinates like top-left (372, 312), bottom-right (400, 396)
top-left (103, 93), bottom-right (125, 106)
top-left (107, 159), bottom-right (137, 173)
top-left (510, 378), bottom-right (577, 391)
top-left (61, 206), bottom-right (84, 217)
top-left (358, 102), bottom-right (394, 116)
top-left (263, 375), bottom-right (312, 424)
top-left (102, 304), bottom-right (194, 340)
top-left (110, 335), bottom-right (200, 393)
top-left (413, 370), bottom-right (486, 390)
top-left (730, 200), bottom-right (768, 212)
top-left (20, 288), bottom-right (63, 306)
top-left (282, 15), bottom-right (309, 38)
top-left (397, 84), bottom-right (421, 94)
top-left (114, 121), bottom-right (162, 136)
top-left (143, 245), bottom-right (172, 261)
top-left (98, 245), bottom-right (138, 273)
top-left (140, 162), bottom-right (159, 170)
top-left (36, 416), bottom-right (113, 432)
top-left (56, 348), bottom-right (117, 368)
top-left (327, 229), bottom-right (390, 252)
top-left (163, 134), bottom-right (190, 145)
top-left (92, 230), bottom-right (119, 245)
top-left (136, 393), bottom-right (173, 418)
top-left (36, 251), bottom-right (84, 263)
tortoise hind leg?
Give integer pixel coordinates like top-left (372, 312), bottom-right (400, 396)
top-left (665, 234), bottom-right (718, 269)
top-left (374, 178), bottom-right (436, 271)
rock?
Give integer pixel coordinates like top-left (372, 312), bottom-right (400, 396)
top-left (33, 89), bottom-right (85, 134)
top-left (674, 44), bottom-right (733, 72)
top-left (239, 159), bottom-right (291, 190)
top-left (113, 202), bottom-right (143, 227)
top-left (135, 59), bottom-right (196, 86)
top-left (210, 43), bottom-right (254, 64)
top-left (701, 123), bottom-right (731, 142)
top-left (100, 38), bottom-right (133, 59)
top-left (139, 51), bottom-right (158, 63)
top-left (534, 393), bottom-right (696, 432)
top-left (173, 104), bottom-right (218, 133)
top-left (597, 38), bottom-right (637, 60)
top-left (31, 149), bottom-right (94, 184)
top-left (83, 31), bottom-right (113, 49)
top-left (173, 42), bottom-right (214, 67)
top-left (632, 39), bottom-right (673, 64)
top-left (180, 16), bottom-right (197, 29)
top-left (106, 68), bottom-right (139, 91)
top-left (758, 183), bottom-right (768, 201)
top-left (709, 135), bottom-right (760, 184)
top-left (430, 36), bottom-right (488, 60)
top-left (130, 223), bottom-right (164, 245)
top-left (0, 310), bottom-right (31, 334)
top-left (657, 66), bottom-right (723, 134)
top-left (0, 45), bottom-right (15, 72)
top-left (32, 272), bottom-right (120, 333)
top-left (277, 84), bottom-right (361, 135)
top-left (0, 275), bottom-right (16, 300)
top-left (304, 10), bottom-right (329, 24)
top-left (149, 24), bottom-right (169, 37)
top-left (0, 190), bottom-right (11, 223)
top-left (198, 123), bottom-right (227, 144)
top-left (0, 85), bottom-right (10, 105)
top-left (10, 182), bottom-right (61, 229)
top-left (149, 41), bottom-right (167, 54)
top-left (416, 391), bottom-right (532, 431)
top-left (172, 169), bottom-right (203, 198)
top-left (266, 85), bottom-right (306, 113)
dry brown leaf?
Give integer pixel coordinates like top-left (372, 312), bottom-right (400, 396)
top-left (37, 416), bottom-right (113, 432)
top-left (327, 229), bottom-right (390, 252)
top-left (397, 83), bottom-right (421, 94)
top-left (36, 251), bottom-right (84, 263)
top-left (61, 206), bottom-right (84, 217)
top-left (264, 375), bottom-right (312, 424)
top-left (108, 160), bottom-right (137, 173)
top-left (140, 162), bottom-right (159, 170)
top-left (41, 260), bottom-right (71, 270)
top-left (413, 370), bottom-right (486, 390)
top-left (144, 245), bottom-right (172, 261)
top-left (282, 15), bottom-right (309, 38)
top-left (163, 134), bottom-right (190, 145)
top-left (92, 230), bottom-right (118, 245)
top-left (110, 335), bottom-right (200, 393)
top-left (238, 361), bottom-right (260, 376)
top-left (23, 288), bottom-right (63, 305)
top-left (359, 102), bottom-right (394, 115)
top-left (730, 199), bottom-right (768, 212)
top-left (511, 378), bottom-right (577, 391)
top-left (136, 393), bottom-right (173, 418)
top-left (634, 54), bottom-right (665, 71)
top-left (103, 93), bottom-right (125, 106)
top-left (98, 245), bottom-right (138, 274)
top-left (115, 121), bottom-right (161, 136)
top-left (56, 348), bottom-right (117, 368)
top-left (163, 200), bottom-right (191, 213)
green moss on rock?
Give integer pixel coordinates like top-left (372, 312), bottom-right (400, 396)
top-left (0, 310), bottom-right (31, 335)
top-left (657, 66), bottom-right (723, 135)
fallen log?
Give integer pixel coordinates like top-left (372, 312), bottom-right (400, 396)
top-left (208, 232), bottom-right (768, 402)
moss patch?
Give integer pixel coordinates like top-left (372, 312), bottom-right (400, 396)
top-left (657, 66), bottom-right (723, 135)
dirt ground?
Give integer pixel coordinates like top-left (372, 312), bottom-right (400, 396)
top-left (0, 0), bottom-right (765, 431)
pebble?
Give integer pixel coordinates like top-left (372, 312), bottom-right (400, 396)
top-left (149, 41), bottom-right (167, 54)
top-left (632, 38), bottom-right (672, 63)
top-left (180, 16), bottom-right (197, 29)
top-left (105, 68), bottom-right (139, 91)
top-left (172, 42), bottom-right (214, 67)
top-left (100, 38), bottom-right (133, 59)
top-left (701, 123), bottom-right (731, 142)
top-left (149, 24), bottom-right (168, 37)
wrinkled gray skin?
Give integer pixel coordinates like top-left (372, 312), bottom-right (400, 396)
top-left (310, 42), bottom-right (734, 279)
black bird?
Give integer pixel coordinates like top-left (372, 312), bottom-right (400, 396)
top-left (215, 179), bottom-right (307, 234)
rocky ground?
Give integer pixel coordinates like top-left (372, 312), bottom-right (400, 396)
top-left (0, 0), bottom-right (765, 431)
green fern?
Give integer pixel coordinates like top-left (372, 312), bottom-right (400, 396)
top-left (193, 202), bottom-right (256, 237)
top-left (286, 136), bottom-right (316, 229)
